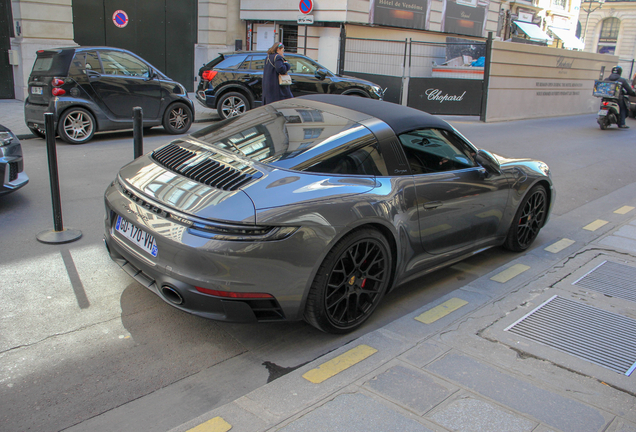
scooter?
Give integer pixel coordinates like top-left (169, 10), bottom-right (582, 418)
top-left (597, 96), bottom-right (621, 130)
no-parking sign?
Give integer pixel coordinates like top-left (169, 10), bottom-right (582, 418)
top-left (113, 10), bottom-right (129, 28)
top-left (299, 0), bottom-right (313, 14)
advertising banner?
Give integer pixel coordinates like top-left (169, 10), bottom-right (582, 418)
top-left (408, 78), bottom-right (483, 115)
top-left (370, 0), bottom-right (491, 38)
top-left (369, 0), bottom-right (429, 30)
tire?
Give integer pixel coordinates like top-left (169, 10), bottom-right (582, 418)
top-left (163, 102), bottom-right (193, 135)
top-left (217, 92), bottom-right (250, 119)
top-left (598, 118), bottom-right (607, 130)
top-left (304, 228), bottom-right (392, 333)
top-left (28, 126), bottom-right (45, 139)
top-left (57, 107), bottom-right (96, 144)
top-left (503, 185), bottom-right (548, 252)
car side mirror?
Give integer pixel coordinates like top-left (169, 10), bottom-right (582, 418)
top-left (315, 68), bottom-right (327, 80)
top-left (475, 149), bottom-right (502, 176)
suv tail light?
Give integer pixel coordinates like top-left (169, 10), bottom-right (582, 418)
top-left (202, 70), bottom-right (217, 81)
top-left (51, 77), bottom-right (66, 96)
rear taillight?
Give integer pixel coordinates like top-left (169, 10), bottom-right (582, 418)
top-left (51, 77), bottom-right (66, 96)
top-left (602, 101), bottom-right (609, 106)
top-left (201, 70), bottom-right (217, 81)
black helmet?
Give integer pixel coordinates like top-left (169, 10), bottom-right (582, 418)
top-left (612, 65), bottom-right (622, 75)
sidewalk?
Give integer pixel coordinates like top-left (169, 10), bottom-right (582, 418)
top-left (0, 94), bottom-right (218, 140)
top-left (171, 201), bottom-right (636, 431)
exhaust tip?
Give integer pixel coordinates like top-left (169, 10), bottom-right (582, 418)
top-left (161, 285), bottom-right (184, 305)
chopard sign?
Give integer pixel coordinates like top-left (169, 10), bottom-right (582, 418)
top-left (425, 89), bottom-right (467, 103)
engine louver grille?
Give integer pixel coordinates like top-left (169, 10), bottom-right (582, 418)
top-left (151, 143), bottom-right (260, 191)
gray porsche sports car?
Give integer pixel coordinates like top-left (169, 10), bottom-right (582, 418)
top-left (104, 95), bottom-right (554, 333)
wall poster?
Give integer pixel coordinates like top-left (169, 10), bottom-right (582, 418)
top-left (370, 0), bottom-right (491, 38)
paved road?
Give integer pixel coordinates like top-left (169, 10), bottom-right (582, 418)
top-left (1, 113), bottom-right (634, 431)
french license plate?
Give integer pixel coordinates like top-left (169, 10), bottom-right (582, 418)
top-left (31, 87), bottom-right (43, 95)
top-left (115, 215), bottom-right (158, 257)
top-left (598, 109), bottom-right (609, 116)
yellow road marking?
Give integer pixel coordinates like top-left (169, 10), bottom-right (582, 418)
top-left (187, 417), bottom-right (232, 432)
top-left (302, 345), bottom-right (377, 384)
top-left (614, 206), bottom-right (635, 215)
top-left (491, 264), bottom-right (530, 283)
top-left (583, 220), bottom-right (608, 231)
top-left (544, 238), bottom-right (575, 254)
top-left (415, 298), bottom-right (468, 324)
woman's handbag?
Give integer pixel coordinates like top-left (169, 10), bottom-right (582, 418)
top-left (278, 73), bottom-right (292, 85)
top-left (269, 55), bottom-right (293, 85)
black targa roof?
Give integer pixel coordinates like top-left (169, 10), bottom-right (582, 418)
top-left (297, 94), bottom-right (451, 135)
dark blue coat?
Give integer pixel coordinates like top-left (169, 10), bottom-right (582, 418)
top-left (263, 53), bottom-right (293, 105)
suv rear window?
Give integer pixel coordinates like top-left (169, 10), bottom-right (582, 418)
top-left (215, 54), bottom-right (248, 70)
top-left (30, 50), bottom-right (74, 76)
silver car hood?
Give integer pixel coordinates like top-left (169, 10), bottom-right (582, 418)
top-left (118, 138), bottom-right (377, 224)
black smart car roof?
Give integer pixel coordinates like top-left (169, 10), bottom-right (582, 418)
top-left (298, 94), bottom-right (451, 135)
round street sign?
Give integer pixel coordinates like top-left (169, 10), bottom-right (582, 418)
top-left (299, 0), bottom-right (313, 14)
top-left (113, 10), bottom-right (129, 28)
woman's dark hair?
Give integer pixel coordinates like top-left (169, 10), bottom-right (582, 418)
top-left (267, 42), bottom-right (284, 55)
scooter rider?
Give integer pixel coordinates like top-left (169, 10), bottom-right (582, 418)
top-left (607, 66), bottom-right (636, 129)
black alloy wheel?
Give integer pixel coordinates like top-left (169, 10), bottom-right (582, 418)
top-left (163, 102), bottom-right (193, 135)
top-left (504, 185), bottom-right (547, 252)
top-left (57, 107), bottom-right (96, 144)
top-left (217, 92), bottom-right (250, 119)
top-left (305, 228), bottom-right (392, 333)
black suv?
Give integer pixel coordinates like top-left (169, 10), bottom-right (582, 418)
top-left (196, 51), bottom-right (385, 119)
top-left (25, 47), bottom-right (195, 144)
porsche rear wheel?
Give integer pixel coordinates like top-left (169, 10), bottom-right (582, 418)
top-left (504, 185), bottom-right (547, 252)
top-left (304, 228), bottom-right (392, 334)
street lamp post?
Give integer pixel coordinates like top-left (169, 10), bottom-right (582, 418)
top-left (581, 0), bottom-right (605, 44)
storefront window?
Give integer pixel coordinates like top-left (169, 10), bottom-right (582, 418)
top-left (597, 17), bottom-right (620, 55)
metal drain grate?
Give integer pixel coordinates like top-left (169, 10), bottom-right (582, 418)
top-left (504, 296), bottom-right (636, 376)
top-left (572, 261), bottom-right (636, 303)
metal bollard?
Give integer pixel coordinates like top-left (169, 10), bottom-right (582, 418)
top-left (133, 106), bottom-right (143, 159)
top-left (36, 113), bottom-right (82, 244)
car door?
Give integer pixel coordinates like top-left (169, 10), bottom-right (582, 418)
top-left (239, 54), bottom-right (265, 103)
top-left (87, 50), bottom-right (161, 120)
top-left (398, 127), bottom-right (510, 255)
top-left (286, 55), bottom-right (331, 97)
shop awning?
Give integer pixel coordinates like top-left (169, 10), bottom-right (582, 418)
top-left (514, 21), bottom-right (553, 43)
top-left (549, 27), bottom-right (585, 50)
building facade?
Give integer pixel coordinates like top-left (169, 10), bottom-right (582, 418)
top-left (2, 0), bottom-right (245, 100)
top-left (578, 0), bottom-right (636, 77)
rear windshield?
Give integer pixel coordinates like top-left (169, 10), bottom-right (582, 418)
top-left (190, 103), bottom-right (389, 176)
top-left (31, 50), bottom-right (74, 76)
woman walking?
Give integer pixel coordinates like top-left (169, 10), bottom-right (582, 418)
top-left (262, 42), bottom-right (293, 105)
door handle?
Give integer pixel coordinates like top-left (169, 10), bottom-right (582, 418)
top-left (424, 201), bottom-right (443, 210)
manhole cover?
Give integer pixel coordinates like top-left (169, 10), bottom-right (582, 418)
top-left (573, 261), bottom-right (636, 303)
top-left (505, 295), bottom-right (636, 376)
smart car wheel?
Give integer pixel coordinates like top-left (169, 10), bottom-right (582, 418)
top-left (504, 185), bottom-right (547, 252)
top-left (217, 92), bottom-right (250, 119)
top-left (57, 107), bottom-right (96, 144)
top-left (305, 228), bottom-right (392, 334)
top-left (163, 102), bottom-right (193, 134)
